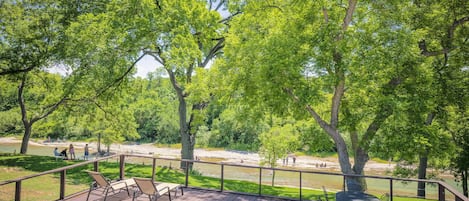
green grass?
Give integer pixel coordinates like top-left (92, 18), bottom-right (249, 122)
top-left (0, 154), bottom-right (435, 201)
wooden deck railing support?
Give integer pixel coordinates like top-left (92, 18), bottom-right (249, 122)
top-left (119, 155), bottom-right (125, 180)
top-left (342, 176), bottom-right (346, 191)
top-left (299, 171), bottom-right (303, 201)
top-left (439, 183), bottom-right (445, 201)
top-left (184, 161), bottom-right (189, 187)
top-left (389, 178), bottom-right (393, 201)
top-left (60, 170), bottom-right (66, 200)
top-left (258, 167), bottom-right (262, 196)
top-left (152, 158), bottom-right (156, 182)
top-left (221, 164), bottom-right (224, 192)
top-left (15, 181), bottom-right (21, 201)
top-left (93, 161), bottom-right (99, 172)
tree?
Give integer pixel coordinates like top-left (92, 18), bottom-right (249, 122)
top-left (449, 107), bottom-right (469, 196)
top-left (221, 0), bottom-right (423, 191)
top-left (144, 0), bottom-right (229, 168)
top-left (259, 124), bottom-right (299, 186)
top-left (0, 0), bottom-right (113, 154)
top-left (410, 0), bottom-right (468, 197)
top-left (66, 0), bottom-right (235, 168)
top-left (0, 0), bottom-right (68, 153)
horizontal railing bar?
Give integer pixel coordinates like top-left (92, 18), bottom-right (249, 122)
top-left (125, 154), bottom-right (458, 187)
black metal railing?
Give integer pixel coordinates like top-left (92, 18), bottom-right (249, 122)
top-left (0, 154), bottom-right (467, 201)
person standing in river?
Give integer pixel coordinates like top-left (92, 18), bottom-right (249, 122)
top-left (84, 144), bottom-right (89, 160)
top-left (69, 144), bottom-right (75, 160)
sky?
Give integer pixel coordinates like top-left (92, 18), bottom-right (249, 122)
top-left (135, 55), bottom-right (161, 78)
top-left (47, 55), bottom-right (161, 78)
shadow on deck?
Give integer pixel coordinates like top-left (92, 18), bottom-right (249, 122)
top-left (66, 187), bottom-right (293, 201)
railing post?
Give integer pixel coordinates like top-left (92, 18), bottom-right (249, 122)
top-left (389, 178), bottom-right (393, 201)
top-left (185, 161), bottom-right (189, 187)
top-left (221, 164), bottom-right (224, 192)
top-left (300, 171), bottom-right (302, 201)
top-left (152, 158), bottom-right (156, 182)
top-left (60, 170), bottom-right (66, 200)
top-left (259, 167), bottom-right (262, 196)
top-left (119, 155), bottom-right (125, 180)
top-left (343, 175), bottom-right (346, 191)
top-left (93, 161), bottom-right (99, 172)
top-left (15, 181), bottom-right (21, 201)
top-left (438, 183), bottom-right (445, 201)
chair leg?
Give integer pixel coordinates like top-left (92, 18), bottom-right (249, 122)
top-left (104, 187), bottom-right (110, 201)
top-left (132, 190), bottom-right (137, 201)
top-left (125, 185), bottom-right (130, 197)
top-left (86, 185), bottom-right (93, 201)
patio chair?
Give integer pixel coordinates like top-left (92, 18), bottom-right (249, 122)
top-left (132, 177), bottom-right (183, 201)
top-left (85, 170), bottom-right (134, 201)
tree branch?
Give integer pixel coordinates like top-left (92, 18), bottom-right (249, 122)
top-left (200, 38), bottom-right (225, 67)
top-left (31, 97), bottom-right (68, 124)
top-left (448, 16), bottom-right (469, 40)
top-left (18, 74), bottom-right (29, 124)
top-left (219, 11), bottom-right (242, 24)
top-left (322, 7), bottom-right (329, 23)
top-left (283, 88), bottom-right (336, 136)
top-left (342, 0), bottom-right (357, 32)
top-left (360, 76), bottom-right (405, 150)
top-left (214, 0), bottom-right (225, 12)
top-left (95, 54), bottom-right (146, 98)
top-left (0, 65), bottom-right (36, 76)
top-left (419, 16), bottom-right (469, 57)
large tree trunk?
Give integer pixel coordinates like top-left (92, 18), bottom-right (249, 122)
top-left (166, 67), bottom-right (195, 169)
top-left (351, 131), bottom-right (369, 191)
top-left (417, 113), bottom-right (435, 198)
top-left (18, 74), bottom-right (30, 154)
top-left (334, 135), bottom-right (363, 191)
top-left (177, 92), bottom-right (194, 169)
top-left (20, 123), bottom-right (32, 154)
top-left (417, 155), bottom-right (428, 198)
top-left (97, 133), bottom-right (102, 153)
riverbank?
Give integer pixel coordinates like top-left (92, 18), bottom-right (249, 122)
top-left (0, 137), bottom-right (394, 174)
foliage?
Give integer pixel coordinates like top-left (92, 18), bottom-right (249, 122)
top-left (259, 124), bottom-right (299, 168)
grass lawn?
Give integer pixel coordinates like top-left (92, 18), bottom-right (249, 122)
top-left (0, 153), bottom-right (433, 201)
top-left (0, 166), bottom-right (88, 201)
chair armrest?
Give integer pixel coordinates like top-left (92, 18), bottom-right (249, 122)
top-left (110, 180), bottom-right (129, 190)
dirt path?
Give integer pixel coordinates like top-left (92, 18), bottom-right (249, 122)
top-left (0, 137), bottom-right (395, 173)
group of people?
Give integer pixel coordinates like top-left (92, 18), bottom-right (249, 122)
top-left (282, 154), bottom-right (297, 166)
top-left (54, 144), bottom-right (89, 160)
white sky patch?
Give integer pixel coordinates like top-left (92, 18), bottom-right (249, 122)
top-left (46, 63), bottom-right (72, 76)
top-left (135, 55), bottom-right (161, 78)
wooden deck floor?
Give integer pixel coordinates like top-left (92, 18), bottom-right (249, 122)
top-left (66, 187), bottom-right (295, 201)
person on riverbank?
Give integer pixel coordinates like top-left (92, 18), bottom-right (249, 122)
top-left (60, 148), bottom-right (68, 159)
top-left (69, 144), bottom-right (75, 160)
top-left (84, 144), bottom-right (89, 160)
top-left (54, 147), bottom-right (60, 156)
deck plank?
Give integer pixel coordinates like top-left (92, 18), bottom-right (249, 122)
top-left (66, 187), bottom-right (294, 201)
